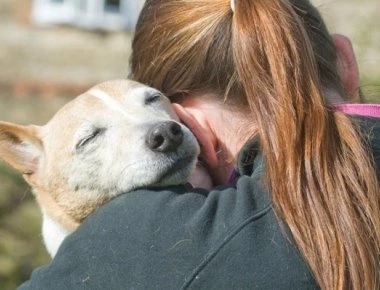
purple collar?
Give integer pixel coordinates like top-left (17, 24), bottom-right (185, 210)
top-left (228, 169), bottom-right (237, 185)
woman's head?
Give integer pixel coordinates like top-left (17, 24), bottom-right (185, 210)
top-left (131, 0), bottom-right (343, 107)
top-left (131, 1), bottom-right (380, 289)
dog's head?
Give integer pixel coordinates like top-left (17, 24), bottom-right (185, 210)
top-left (0, 80), bottom-right (199, 228)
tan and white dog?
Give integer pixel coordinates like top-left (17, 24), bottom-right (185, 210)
top-left (0, 79), bottom-right (201, 257)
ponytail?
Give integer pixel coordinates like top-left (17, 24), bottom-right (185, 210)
top-left (232, 1), bottom-right (380, 289)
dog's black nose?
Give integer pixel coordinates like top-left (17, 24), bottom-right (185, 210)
top-left (146, 121), bottom-right (183, 152)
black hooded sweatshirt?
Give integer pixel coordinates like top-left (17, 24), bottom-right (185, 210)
top-left (19, 117), bottom-right (379, 290)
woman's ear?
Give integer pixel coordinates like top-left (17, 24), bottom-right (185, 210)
top-left (332, 34), bottom-right (360, 101)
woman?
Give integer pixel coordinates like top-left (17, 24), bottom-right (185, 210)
top-left (20, 0), bottom-right (379, 289)
top-left (130, 1), bottom-right (380, 288)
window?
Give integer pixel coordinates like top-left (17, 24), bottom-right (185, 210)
top-left (104, 0), bottom-right (120, 13)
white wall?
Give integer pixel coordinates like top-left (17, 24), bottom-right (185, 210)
top-left (32, 0), bottom-right (145, 30)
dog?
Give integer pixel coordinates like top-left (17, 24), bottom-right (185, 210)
top-left (0, 79), bottom-right (201, 257)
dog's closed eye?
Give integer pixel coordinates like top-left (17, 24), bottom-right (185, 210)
top-left (76, 128), bottom-right (105, 150)
top-left (144, 93), bottom-right (161, 105)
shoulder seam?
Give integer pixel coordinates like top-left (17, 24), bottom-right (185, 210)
top-left (181, 203), bottom-right (273, 289)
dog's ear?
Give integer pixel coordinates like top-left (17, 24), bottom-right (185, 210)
top-left (0, 122), bottom-right (43, 176)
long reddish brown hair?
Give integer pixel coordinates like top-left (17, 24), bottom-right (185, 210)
top-left (131, 0), bottom-right (380, 289)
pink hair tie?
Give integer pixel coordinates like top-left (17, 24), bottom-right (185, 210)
top-left (334, 104), bottom-right (380, 118)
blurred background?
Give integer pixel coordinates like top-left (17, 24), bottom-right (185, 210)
top-left (0, 0), bottom-right (379, 289)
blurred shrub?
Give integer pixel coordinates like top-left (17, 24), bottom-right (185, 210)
top-left (361, 77), bottom-right (380, 103)
top-left (0, 163), bottom-right (49, 290)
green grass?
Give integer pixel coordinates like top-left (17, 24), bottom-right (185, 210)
top-left (360, 77), bottom-right (380, 103)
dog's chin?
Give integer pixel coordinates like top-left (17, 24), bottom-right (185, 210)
top-left (152, 155), bottom-right (197, 187)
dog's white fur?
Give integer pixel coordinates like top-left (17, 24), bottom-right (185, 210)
top-left (0, 80), bottom-right (200, 257)
top-left (42, 211), bottom-right (71, 256)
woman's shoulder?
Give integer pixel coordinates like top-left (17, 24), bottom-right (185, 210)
top-left (19, 146), bottom-right (317, 289)
top-left (23, 185), bottom-right (315, 289)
